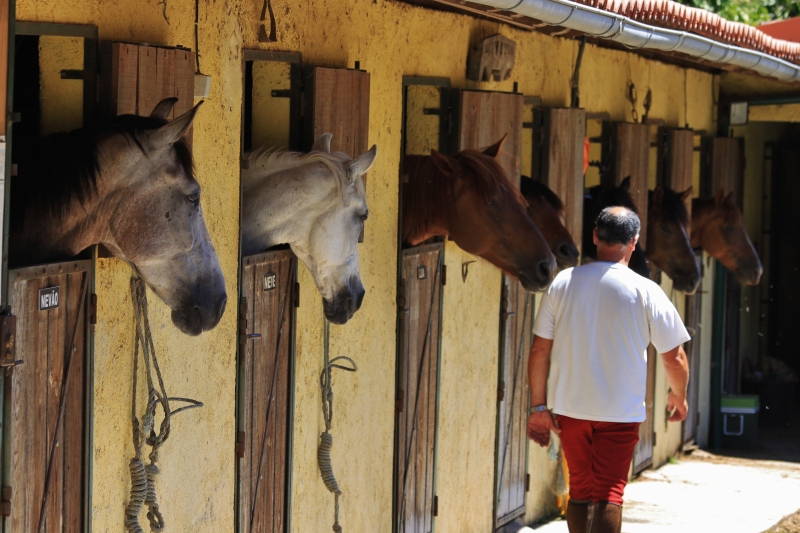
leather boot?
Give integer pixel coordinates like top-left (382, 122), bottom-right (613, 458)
top-left (566, 499), bottom-right (591, 533)
top-left (592, 501), bottom-right (622, 533)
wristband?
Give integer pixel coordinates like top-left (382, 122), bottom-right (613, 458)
top-left (529, 404), bottom-right (549, 414)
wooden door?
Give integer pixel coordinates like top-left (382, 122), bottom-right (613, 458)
top-left (703, 137), bottom-right (745, 394)
top-left (632, 344), bottom-right (656, 474)
top-left (5, 261), bottom-right (90, 532)
top-left (237, 249), bottom-right (297, 533)
top-left (532, 108), bottom-right (585, 252)
top-left (603, 122), bottom-right (650, 247)
top-left (494, 283), bottom-right (533, 528)
top-left (394, 243), bottom-right (443, 533)
top-left (683, 256), bottom-right (702, 445)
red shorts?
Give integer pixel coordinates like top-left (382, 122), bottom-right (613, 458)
top-left (557, 415), bottom-right (640, 505)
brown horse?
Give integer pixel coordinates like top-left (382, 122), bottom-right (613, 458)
top-left (402, 140), bottom-right (557, 291)
top-left (692, 190), bottom-right (762, 285)
top-left (9, 98), bottom-right (227, 335)
top-left (520, 176), bottom-right (579, 269)
top-left (584, 177), bottom-right (701, 293)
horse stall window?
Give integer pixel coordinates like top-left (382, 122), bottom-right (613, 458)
top-left (702, 137), bottom-right (745, 395)
top-left (450, 88), bottom-right (529, 529)
top-left (4, 261), bottom-right (91, 532)
top-left (531, 108), bottom-right (585, 256)
top-left (395, 243), bottom-right (444, 533)
top-left (236, 50), bottom-right (302, 533)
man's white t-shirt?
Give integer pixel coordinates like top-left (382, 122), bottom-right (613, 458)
top-left (533, 262), bottom-right (690, 423)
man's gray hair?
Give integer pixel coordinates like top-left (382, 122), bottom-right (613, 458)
top-left (595, 207), bottom-right (641, 245)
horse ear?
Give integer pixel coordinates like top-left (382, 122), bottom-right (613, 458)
top-left (482, 134), bottom-right (507, 159)
top-left (725, 191), bottom-right (736, 205)
top-left (431, 149), bottom-right (461, 177)
top-left (679, 186), bottom-right (693, 201)
top-left (149, 97), bottom-right (179, 120)
top-left (147, 100), bottom-right (203, 150)
top-left (346, 145), bottom-right (378, 176)
top-left (652, 186), bottom-right (664, 203)
top-left (620, 176), bottom-right (631, 192)
top-left (312, 133), bottom-right (332, 153)
top-left (715, 188), bottom-right (726, 205)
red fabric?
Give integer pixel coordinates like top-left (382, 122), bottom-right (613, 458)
top-left (557, 416), bottom-right (640, 505)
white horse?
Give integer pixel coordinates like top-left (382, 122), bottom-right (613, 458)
top-left (241, 134), bottom-right (377, 324)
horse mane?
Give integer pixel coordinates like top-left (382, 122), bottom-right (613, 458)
top-left (243, 145), bottom-right (354, 199)
top-left (15, 114), bottom-right (193, 221)
top-left (652, 187), bottom-right (690, 227)
top-left (586, 182), bottom-right (639, 214)
top-left (520, 175), bottom-right (564, 211)
top-left (402, 149), bottom-right (526, 243)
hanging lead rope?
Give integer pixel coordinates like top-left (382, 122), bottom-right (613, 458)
top-left (126, 278), bottom-right (203, 533)
top-left (318, 319), bottom-right (357, 533)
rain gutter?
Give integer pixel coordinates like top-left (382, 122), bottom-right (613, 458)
top-left (471, 0), bottom-right (800, 82)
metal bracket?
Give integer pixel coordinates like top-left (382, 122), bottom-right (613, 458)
top-left (461, 261), bottom-right (476, 282)
top-left (60, 69), bottom-right (84, 80)
top-left (497, 381), bottom-right (505, 402)
top-left (0, 316), bottom-right (19, 368)
top-left (0, 486), bottom-right (10, 517)
top-left (271, 89), bottom-right (291, 98)
top-left (235, 431), bottom-right (246, 458)
top-left (395, 389), bottom-right (404, 414)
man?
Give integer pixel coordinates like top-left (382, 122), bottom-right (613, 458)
top-left (527, 207), bottom-right (690, 533)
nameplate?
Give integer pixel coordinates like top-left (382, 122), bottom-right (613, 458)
top-left (39, 286), bottom-right (60, 310)
top-left (263, 273), bottom-right (277, 291)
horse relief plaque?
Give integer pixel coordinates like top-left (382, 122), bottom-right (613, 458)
top-left (39, 286), bottom-right (60, 310)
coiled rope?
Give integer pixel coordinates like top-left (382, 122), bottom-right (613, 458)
top-left (126, 278), bottom-right (203, 533)
top-left (318, 319), bottom-right (357, 533)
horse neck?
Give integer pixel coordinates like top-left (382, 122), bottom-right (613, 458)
top-left (241, 166), bottom-right (340, 254)
top-left (690, 198), bottom-right (715, 249)
top-left (402, 156), bottom-right (453, 244)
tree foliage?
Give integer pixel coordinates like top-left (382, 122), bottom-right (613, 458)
top-left (675, 0), bottom-right (800, 25)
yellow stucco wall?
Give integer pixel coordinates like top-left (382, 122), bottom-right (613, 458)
top-left (749, 103), bottom-right (800, 123)
top-left (18, 0), bottom-right (723, 531)
top-left (39, 35), bottom-right (83, 135)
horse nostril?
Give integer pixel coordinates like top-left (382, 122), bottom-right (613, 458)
top-left (537, 259), bottom-right (552, 282)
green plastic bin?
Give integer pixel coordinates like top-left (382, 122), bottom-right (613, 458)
top-left (720, 395), bottom-right (759, 450)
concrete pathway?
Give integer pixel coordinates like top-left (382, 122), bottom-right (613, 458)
top-left (528, 450), bottom-right (800, 533)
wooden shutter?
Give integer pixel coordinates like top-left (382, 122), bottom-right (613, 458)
top-left (659, 128), bottom-right (694, 220)
top-left (307, 66), bottom-right (370, 240)
top-left (238, 249), bottom-right (296, 533)
top-left (455, 90), bottom-right (523, 185)
top-left (100, 42), bottom-right (195, 144)
top-left (395, 243), bottom-right (443, 533)
top-left (7, 261), bottom-right (90, 532)
top-left (603, 122), bottom-right (650, 247)
top-left (532, 108), bottom-right (586, 251)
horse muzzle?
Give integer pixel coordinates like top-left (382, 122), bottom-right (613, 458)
top-left (670, 269), bottom-right (701, 295)
top-left (555, 240), bottom-right (580, 269)
top-left (171, 291), bottom-right (228, 336)
top-left (517, 254), bottom-right (557, 292)
top-left (323, 279), bottom-right (365, 325)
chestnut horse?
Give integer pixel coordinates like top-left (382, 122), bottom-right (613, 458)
top-left (9, 98), bottom-right (226, 335)
top-left (520, 176), bottom-right (579, 269)
top-left (584, 177), bottom-right (701, 293)
top-left (402, 140), bottom-right (557, 292)
top-left (692, 190), bottom-right (762, 285)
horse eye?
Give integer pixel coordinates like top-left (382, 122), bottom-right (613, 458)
top-left (722, 225), bottom-right (734, 233)
top-left (187, 194), bottom-right (199, 204)
top-left (361, 213), bottom-right (369, 221)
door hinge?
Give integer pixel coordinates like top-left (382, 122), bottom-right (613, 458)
top-left (1, 486), bottom-right (11, 517)
top-left (60, 69), bottom-right (84, 80)
top-left (433, 495), bottom-right (438, 517)
top-left (237, 298), bottom-right (262, 348)
top-left (397, 281), bottom-right (407, 312)
top-left (89, 294), bottom-right (97, 325)
top-left (525, 473), bottom-right (530, 492)
top-left (395, 389), bottom-right (404, 414)
top-left (441, 264), bottom-right (447, 286)
top-left (497, 381), bottom-right (505, 402)
top-left (294, 282), bottom-right (301, 308)
top-left (0, 315), bottom-right (17, 368)
top-left (653, 432), bottom-right (657, 446)
top-left (235, 431), bottom-right (246, 458)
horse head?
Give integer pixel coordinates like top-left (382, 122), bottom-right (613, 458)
top-left (10, 97), bottom-right (227, 335)
top-left (241, 134), bottom-right (377, 325)
top-left (583, 177), bottom-right (650, 278)
top-left (647, 186), bottom-right (701, 294)
top-left (692, 190), bottom-right (762, 285)
top-left (520, 176), bottom-right (579, 269)
top-left (102, 99), bottom-right (227, 334)
top-left (416, 137), bottom-right (557, 291)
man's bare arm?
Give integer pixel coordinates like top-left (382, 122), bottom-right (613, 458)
top-left (660, 345), bottom-right (689, 421)
top-left (527, 335), bottom-right (559, 446)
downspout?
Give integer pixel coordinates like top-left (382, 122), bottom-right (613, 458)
top-left (472, 0), bottom-right (800, 82)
